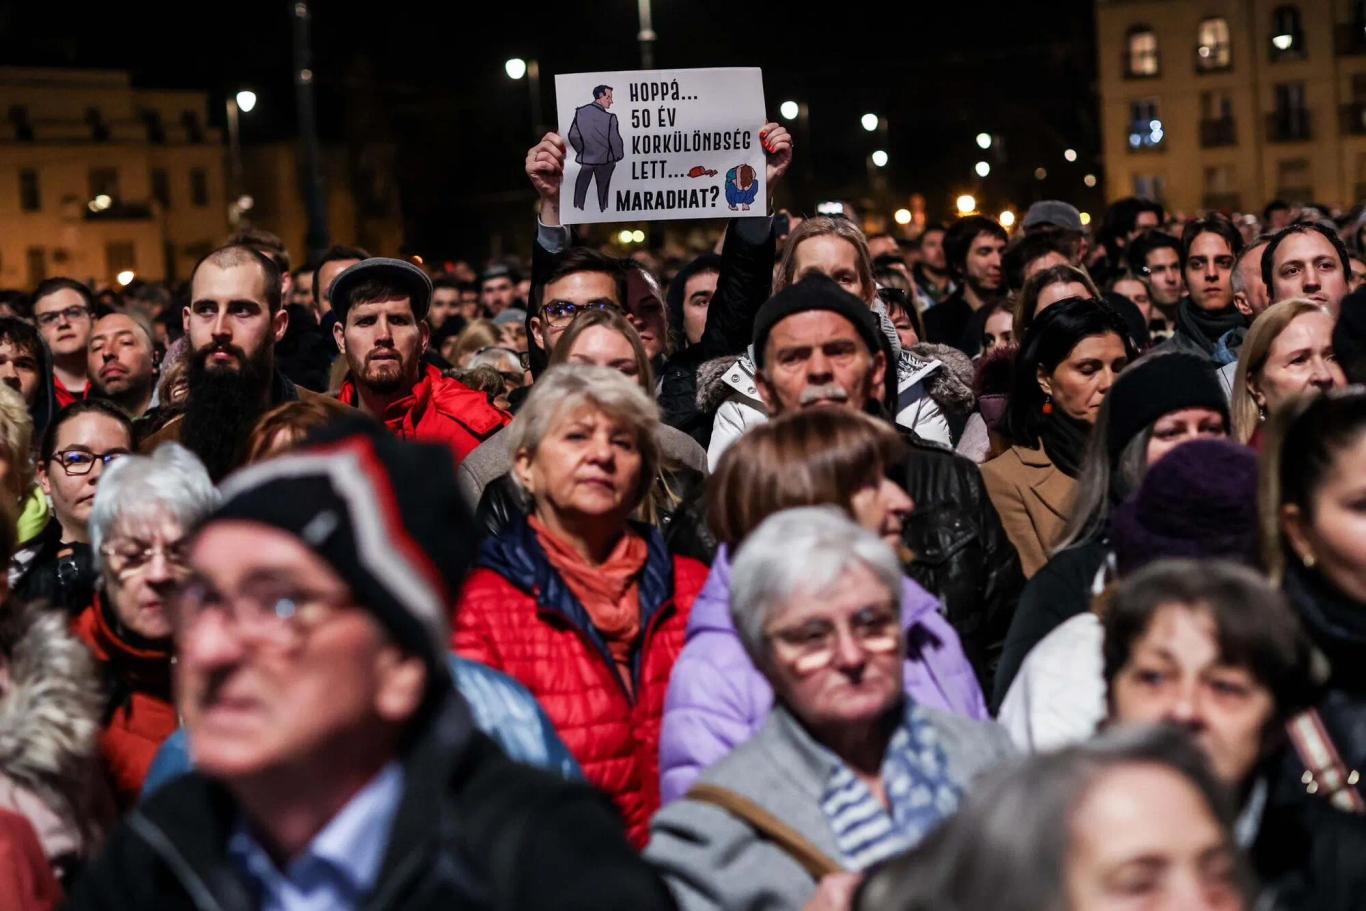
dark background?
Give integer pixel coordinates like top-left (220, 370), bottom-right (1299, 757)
top-left (0, 0), bottom-right (1102, 261)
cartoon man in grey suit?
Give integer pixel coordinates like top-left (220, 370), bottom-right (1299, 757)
top-left (568, 85), bottom-right (625, 212)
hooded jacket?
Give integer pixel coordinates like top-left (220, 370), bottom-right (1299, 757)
top-left (72, 594), bottom-right (177, 809)
top-left (452, 515), bottom-right (707, 848)
top-left (658, 546), bottom-right (988, 804)
top-left (65, 691), bottom-right (675, 911)
top-left (338, 363), bottom-right (509, 462)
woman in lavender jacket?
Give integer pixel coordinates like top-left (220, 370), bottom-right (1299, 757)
top-left (659, 410), bottom-right (988, 804)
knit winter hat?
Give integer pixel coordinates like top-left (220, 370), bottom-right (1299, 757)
top-left (1105, 353), bottom-right (1229, 461)
top-left (204, 419), bottom-right (474, 679)
top-left (752, 274), bottom-right (883, 369)
top-left (1109, 438), bottom-right (1259, 577)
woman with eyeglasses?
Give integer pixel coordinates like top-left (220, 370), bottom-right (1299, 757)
top-left (72, 443), bottom-right (218, 809)
top-left (647, 508), bottom-right (1012, 911)
top-left (17, 400), bottom-right (134, 613)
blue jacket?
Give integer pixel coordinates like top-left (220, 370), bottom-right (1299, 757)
top-left (141, 655), bottom-right (581, 797)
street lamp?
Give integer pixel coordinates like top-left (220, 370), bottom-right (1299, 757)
top-left (894, 208), bottom-right (912, 225)
top-left (225, 88), bottom-right (256, 227)
top-left (999, 210), bottom-right (1016, 228)
top-left (975, 132), bottom-right (992, 150)
top-left (974, 160), bottom-right (991, 177)
top-left (861, 112), bottom-right (879, 132)
top-left (1084, 173), bottom-right (1098, 188)
top-left (1063, 147), bottom-right (1077, 162)
top-left (871, 150), bottom-right (888, 168)
top-left (955, 194), bottom-right (976, 215)
top-left (505, 58), bottom-right (543, 136)
top-left (779, 100), bottom-right (800, 121)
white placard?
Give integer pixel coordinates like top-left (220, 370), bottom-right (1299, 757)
top-left (554, 67), bottom-right (768, 224)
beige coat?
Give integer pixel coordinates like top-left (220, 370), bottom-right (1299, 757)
top-left (980, 444), bottom-right (1076, 578)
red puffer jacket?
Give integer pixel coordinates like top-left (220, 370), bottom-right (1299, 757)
top-left (71, 595), bottom-right (177, 809)
top-left (453, 516), bottom-right (706, 848)
top-left (339, 363), bottom-right (509, 461)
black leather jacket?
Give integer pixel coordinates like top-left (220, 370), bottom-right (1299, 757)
top-left (897, 435), bottom-right (1025, 695)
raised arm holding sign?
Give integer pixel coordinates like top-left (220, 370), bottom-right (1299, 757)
top-left (552, 67), bottom-right (772, 225)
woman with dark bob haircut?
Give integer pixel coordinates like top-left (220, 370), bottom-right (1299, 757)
top-left (982, 297), bottom-right (1136, 576)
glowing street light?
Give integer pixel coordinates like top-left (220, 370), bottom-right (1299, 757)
top-left (618, 229), bottom-right (634, 244)
top-left (1080, 211), bottom-right (1092, 226)
top-left (1063, 148), bottom-right (1077, 162)
top-left (631, 229), bottom-right (646, 243)
top-left (1272, 33), bottom-right (1294, 50)
top-left (235, 90), bottom-right (257, 114)
top-left (861, 112), bottom-right (879, 132)
top-left (974, 160), bottom-right (991, 177)
top-left (999, 210), bottom-right (1016, 228)
top-left (116, 270), bottom-right (135, 287)
top-left (975, 132), bottom-right (992, 149)
top-left (504, 58), bottom-right (528, 80)
top-left (780, 100), bottom-right (800, 120)
top-left (955, 194), bottom-right (977, 215)
top-left (894, 208), bottom-right (912, 225)
top-left (1083, 173), bottom-right (1098, 188)
top-left (1034, 167), bottom-right (1048, 180)
top-left (871, 150), bottom-right (889, 167)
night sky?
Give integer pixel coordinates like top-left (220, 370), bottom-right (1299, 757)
top-left (0, 0), bottom-right (1100, 260)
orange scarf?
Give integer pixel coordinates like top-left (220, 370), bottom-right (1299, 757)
top-left (530, 516), bottom-right (648, 694)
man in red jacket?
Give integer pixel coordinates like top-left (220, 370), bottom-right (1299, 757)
top-left (332, 258), bottom-right (509, 460)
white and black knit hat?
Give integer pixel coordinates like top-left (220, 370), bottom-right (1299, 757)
top-left (205, 420), bottom-right (474, 678)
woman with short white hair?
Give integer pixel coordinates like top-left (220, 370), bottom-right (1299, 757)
top-left (454, 364), bottom-right (709, 848)
top-left (73, 442), bottom-right (218, 808)
top-left (647, 507), bottom-right (1013, 911)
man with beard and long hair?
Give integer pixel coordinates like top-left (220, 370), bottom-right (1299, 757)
top-left (141, 245), bottom-right (344, 479)
top-left (333, 258), bottom-right (508, 461)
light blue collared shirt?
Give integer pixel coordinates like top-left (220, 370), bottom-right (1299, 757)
top-left (228, 761), bottom-right (405, 911)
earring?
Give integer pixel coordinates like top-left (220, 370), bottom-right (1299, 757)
top-left (1041, 395), bottom-right (1053, 415)
top-left (1303, 553), bottom-right (1317, 569)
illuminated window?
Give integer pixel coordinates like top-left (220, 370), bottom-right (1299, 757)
top-left (1196, 18), bottom-right (1231, 70)
top-left (1127, 26), bottom-right (1160, 77)
top-left (1271, 6), bottom-right (1304, 60)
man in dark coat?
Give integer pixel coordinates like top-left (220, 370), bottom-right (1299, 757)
top-left (66, 425), bottom-right (672, 911)
top-left (567, 85), bottom-right (624, 213)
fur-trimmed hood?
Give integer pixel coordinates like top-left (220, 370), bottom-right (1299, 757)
top-left (0, 601), bottom-right (105, 855)
top-left (695, 354), bottom-right (749, 414)
top-left (908, 343), bottom-right (976, 416)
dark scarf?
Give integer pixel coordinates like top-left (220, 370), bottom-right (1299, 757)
top-left (1176, 298), bottom-right (1246, 354)
top-left (1284, 562), bottom-right (1366, 692)
top-left (1039, 410), bottom-right (1091, 478)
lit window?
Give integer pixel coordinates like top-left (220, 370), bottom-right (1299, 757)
top-left (1127, 27), bottom-right (1160, 76)
top-left (1196, 18), bottom-right (1231, 70)
top-left (1128, 99), bottom-right (1165, 150)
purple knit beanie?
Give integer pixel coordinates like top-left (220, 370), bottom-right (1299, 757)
top-left (1109, 438), bottom-right (1260, 577)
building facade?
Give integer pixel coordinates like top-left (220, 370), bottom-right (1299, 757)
top-left (0, 67), bottom-right (229, 290)
top-left (1097, 0), bottom-right (1366, 213)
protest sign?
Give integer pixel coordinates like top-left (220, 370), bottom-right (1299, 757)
top-left (554, 67), bottom-right (767, 225)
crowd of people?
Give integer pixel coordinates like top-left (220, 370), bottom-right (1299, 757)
top-left (1, 115), bottom-right (1366, 910)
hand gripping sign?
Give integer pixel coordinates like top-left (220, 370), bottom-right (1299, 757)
top-left (555, 67), bottom-right (768, 224)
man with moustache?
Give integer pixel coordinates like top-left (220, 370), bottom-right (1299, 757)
top-left (141, 245), bottom-right (343, 479)
top-left (332, 258), bottom-right (508, 460)
top-left (88, 312), bottom-right (158, 418)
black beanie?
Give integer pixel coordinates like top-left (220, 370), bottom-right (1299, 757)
top-left (205, 419), bottom-right (475, 680)
top-left (1105, 353), bottom-right (1229, 461)
top-left (752, 274), bottom-right (883, 368)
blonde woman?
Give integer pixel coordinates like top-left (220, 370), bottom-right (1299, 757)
top-left (1230, 298), bottom-right (1343, 446)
